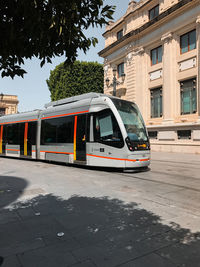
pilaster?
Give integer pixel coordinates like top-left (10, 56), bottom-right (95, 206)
top-left (161, 32), bottom-right (175, 124)
top-left (133, 47), bottom-right (146, 112)
top-left (196, 16), bottom-right (200, 120)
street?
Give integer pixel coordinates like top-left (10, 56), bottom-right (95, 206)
top-left (0, 152), bottom-right (200, 267)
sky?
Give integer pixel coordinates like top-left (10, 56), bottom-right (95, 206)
top-left (1, 0), bottom-right (130, 112)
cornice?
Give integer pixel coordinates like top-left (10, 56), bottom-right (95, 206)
top-left (0, 100), bottom-right (19, 104)
top-left (103, 0), bottom-right (152, 37)
top-left (99, 0), bottom-right (195, 57)
top-left (161, 32), bottom-right (173, 43)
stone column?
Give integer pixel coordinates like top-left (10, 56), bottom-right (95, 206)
top-left (134, 47), bottom-right (146, 116)
top-left (125, 49), bottom-right (135, 101)
top-left (161, 32), bottom-right (174, 124)
top-left (196, 16), bottom-right (200, 119)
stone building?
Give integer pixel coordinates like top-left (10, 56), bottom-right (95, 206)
top-left (99, 0), bottom-right (200, 153)
top-left (0, 94), bottom-right (18, 116)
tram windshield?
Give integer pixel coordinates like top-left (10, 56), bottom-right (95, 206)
top-left (111, 98), bottom-right (148, 142)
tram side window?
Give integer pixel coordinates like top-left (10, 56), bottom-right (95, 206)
top-left (19, 123), bottom-right (25, 146)
top-left (28, 122), bottom-right (37, 145)
top-left (93, 109), bottom-right (124, 148)
top-left (6, 124), bottom-right (19, 144)
top-left (2, 125), bottom-right (7, 145)
top-left (4, 123), bottom-right (25, 145)
top-left (41, 116), bottom-right (74, 145)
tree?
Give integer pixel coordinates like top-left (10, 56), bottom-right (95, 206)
top-left (0, 0), bottom-right (114, 78)
top-left (47, 61), bottom-right (104, 100)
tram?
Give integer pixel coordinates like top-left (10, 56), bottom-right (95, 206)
top-left (0, 93), bottom-right (150, 169)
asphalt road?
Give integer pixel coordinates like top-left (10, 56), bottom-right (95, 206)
top-left (0, 151), bottom-right (200, 267)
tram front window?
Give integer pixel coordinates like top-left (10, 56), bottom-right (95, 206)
top-left (111, 98), bottom-right (148, 143)
top-left (93, 109), bottom-right (124, 148)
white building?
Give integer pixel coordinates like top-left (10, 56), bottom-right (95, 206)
top-left (99, 0), bottom-right (200, 154)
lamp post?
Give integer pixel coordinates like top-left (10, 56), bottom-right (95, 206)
top-left (106, 68), bottom-right (126, 97)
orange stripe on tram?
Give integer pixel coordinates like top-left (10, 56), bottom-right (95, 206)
top-left (73, 116), bottom-right (78, 161)
top-left (139, 158), bottom-right (150, 162)
top-left (40, 151), bottom-right (73, 155)
top-left (0, 125), bottom-right (3, 154)
top-left (24, 122), bottom-right (28, 156)
top-left (87, 154), bottom-right (150, 162)
top-left (42, 110), bottom-right (89, 120)
top-left (0, 119), bottom-right (37, 125)
top-left (87, 154), bottom-right (136, 162)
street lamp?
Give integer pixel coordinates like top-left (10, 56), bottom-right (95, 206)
top-left (105, 68), bottom-right (126, 97)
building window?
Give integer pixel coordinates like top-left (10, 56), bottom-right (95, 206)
top-left (148, 131), bottom-right (158, 139)
top-left (150, 87), bottom-right (162, 118)
top-left (177, 130), bottom-right (191, 139)
top-left (0, 108), bottom-right (5, 116)
top-left (117, 30), bottom-right (123, 40)
top-left (149, 5), bottom-right (159, 20)
top-left (151, 46), bottom-right (162, 65)
top-left (117, 63), bottom-right (124, 78)
top-left (180, 30), bottom-right (196, 54)
top-left (180, 78), bottom-right (196, 115)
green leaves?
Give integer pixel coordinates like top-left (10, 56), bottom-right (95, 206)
top-left (0, 0), bottom-right (115, 78)
top-left (46, 61), bottom-right (104, 100)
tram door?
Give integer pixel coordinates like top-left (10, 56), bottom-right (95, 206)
top-left (0, 125), bottom-right (5, 155)
top-left (20, 122), bottom-right (34, 157)
top-left (19, 123), bottom-right (25, 156)
top-left (26, 122), bottom-right (33, 157)
top-left (74, 115), bottom-right (86, 162)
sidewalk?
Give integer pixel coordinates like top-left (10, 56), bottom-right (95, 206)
top-left (151, 151), bottom-right (200, 163)
top-left (0, 153), bottom-right (200, 267)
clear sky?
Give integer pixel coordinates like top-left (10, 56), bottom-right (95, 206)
top-left (1, 0), bottom-right (130, 112)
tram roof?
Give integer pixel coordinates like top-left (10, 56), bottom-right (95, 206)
top-left (0, 93), bottom-right (127, 124)
top-left (44, 92), bottom-right (108, 108)
top-left (0, 110), bottom-right (41, 123)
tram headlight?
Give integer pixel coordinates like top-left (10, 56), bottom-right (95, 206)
top-left (125, 137), bottom-right (134, 151)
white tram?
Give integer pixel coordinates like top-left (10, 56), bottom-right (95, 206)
top-left (0, 93), bottom-right (150, 169)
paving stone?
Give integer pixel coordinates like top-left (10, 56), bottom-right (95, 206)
top-left (21, 214), bottom-right (72, 238)
top-left (1, 255), bottom-right (21, 267)
top-left (0, 192), bottom-right (21, 209)
top-left (133, 230), bottom-right (183, 255)
top-left (56, 212), bottom-right (109, 235)
top-left (0, 221), bottom-right (32, 247)
top-left (16, 207), bottom-right (36, 219)
top-left (0, 237), bottom-right (45, 257)
top-left (18, 243), bottom-right (77, 267)
top-left (119, 253), bottom-right (176, 267)
top-left (72, 245), bottom-right (140, 267)
top-left (43, 233), bottom-right (80, 250)
top-left (92, 246), bottom-right (141, 267)
top-left (72, 245), bottom-right (102, 262)
top-left (0, 209), bottom-right (20, 225)
top-left (70, 260), bottom-right (96, 267)
top-left (156, 241), bottom-right (200, 267)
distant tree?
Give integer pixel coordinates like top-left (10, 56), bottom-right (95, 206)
top-left (47, 61), bottom-right (104, 100)
top-left (0, 0), bottom-right (114, 78)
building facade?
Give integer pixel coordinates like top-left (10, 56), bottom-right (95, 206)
top-left (99, 0), bottom-right (200, 154)
top-left (0, 94), bottom-right (18, 116)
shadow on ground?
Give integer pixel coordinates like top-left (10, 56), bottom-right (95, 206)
top-left (0, 175), bottom-right (28, 209)
top-left (0, 177), bottom-right (200, 267)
